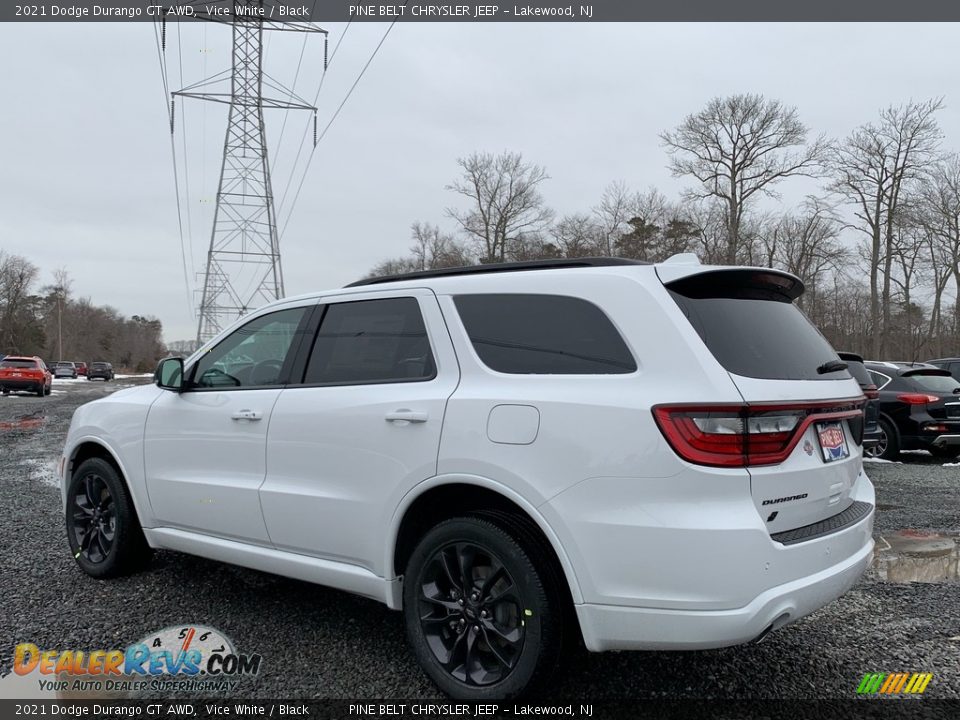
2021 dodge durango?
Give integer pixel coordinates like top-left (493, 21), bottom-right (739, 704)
top-left (59, 257), bottom-right (875, 699)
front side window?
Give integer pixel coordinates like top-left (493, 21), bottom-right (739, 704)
top-left (454, 294), bottom-right (637, 375)
top-left (304, 297), bottom-right (435, 385)
top-left (190, 307), bottom-right (309, 389)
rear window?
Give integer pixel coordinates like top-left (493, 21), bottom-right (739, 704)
top-left (454, 294), bottom-right (636, 375)
top-left (1, 359), bottom-right (37, 369)
top-left (906, 372), bottom-right (960, 394)
top-left (668, 271), bottom-right (848, 381)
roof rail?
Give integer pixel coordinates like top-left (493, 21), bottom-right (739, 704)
top-left (345, 257), bottom-right (649, 288)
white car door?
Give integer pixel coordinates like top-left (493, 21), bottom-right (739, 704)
top-left (144, 303), bottom-right (315, 544)
top-left (259, 289), bottom-right (459, 573)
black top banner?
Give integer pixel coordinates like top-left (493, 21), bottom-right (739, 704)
top-left (4, 0), bottom-right (960, 23)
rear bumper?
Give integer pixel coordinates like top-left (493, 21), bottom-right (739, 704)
top-left (0, 379), bottom-right (44, 390)
top-left (576, 534), bottom-right (873, 651)
top-left (543, 466), bottom-right (875, 652)
top-left (931, 434), bottom-right (960, 448)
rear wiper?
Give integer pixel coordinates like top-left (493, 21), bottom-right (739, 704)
top-left (817, 360), bottom-right (848, 374)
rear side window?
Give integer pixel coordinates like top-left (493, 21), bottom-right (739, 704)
top-left (304, 297), bottom-right (435, 385)
top-left (454, 294), bottom-right (636, 375)
top-left (1, 359), bottom-right (37, 369)
top-left (906, 372), bottom-right (960, 394)
top-left (668, 271), bottom-right (847, 381)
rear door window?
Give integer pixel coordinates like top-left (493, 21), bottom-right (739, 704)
top-left (304, 297), bottom-right (436, 385)
top-left (454, 294), bottom-right (636, 375)
top-left (667, 271), bottom-right (847, 381)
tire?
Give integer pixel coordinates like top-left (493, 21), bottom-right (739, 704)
top-left (35, 385), bottom-right (44, 397)
top-left (866, 418), bottom-right (900, 460)
top-left (65, 457), bottom-right (151, 579)
top-left (45, 384), bottom-right (52, 396)
top-left (403, 515), bottom-right (563, 700)
top-left (929, 445), bottom-right (960, 460)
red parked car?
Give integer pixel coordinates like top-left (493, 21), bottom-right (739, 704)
top-left (0, 356), bottom-right (52, 396)
top-left (74, 361), bottom-right (88, 377)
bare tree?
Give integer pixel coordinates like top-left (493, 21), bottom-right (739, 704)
top-left (549, 214), bottom-right (604, 257)
top-left (661, 93), bottom-right (827, 264)
top-left (829, 98), bottom-right (943, 356)
top-left (760, 197), bottom-right (848, 309)
top-left (446, 151), bottom-right (554, 263)
top-left (409, 222), bottom-right (473, 270)
top-left (0, 252), bottom-right (39, 353)
top-left (593, 181), bottom-right (635, 256)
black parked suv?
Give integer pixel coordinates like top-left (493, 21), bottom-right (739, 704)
top-left (87, 362), bottom-right (114, 381)
top-left (927, 357), bottom-right (960, 382)
top-left (864, 361), bottom-right (960, 460)
top-left (838, 352), bottom-right (881, 452)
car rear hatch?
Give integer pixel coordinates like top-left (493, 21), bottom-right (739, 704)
top-left (655, 264), bottom-right (865, 536)
top-left (900, 369), bottom-right (960, 424)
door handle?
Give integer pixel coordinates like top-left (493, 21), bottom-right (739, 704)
top-left (231, 409), bottom-right (263, 421)
top-left (385, 409), bottom-right (429, 424)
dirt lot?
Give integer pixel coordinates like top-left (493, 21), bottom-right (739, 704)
top-left (0, 379), bottom-right (958, 700)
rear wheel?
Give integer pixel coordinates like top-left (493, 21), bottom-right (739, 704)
top-left (866, 418), bottom-right (899, 460)
top-left (929, 445), bottom-right (960, 460)
top-left (403, 516), bottom-right (562, 700)
top-left (65, 457), bottom-right (151, 578)
top-left (35, 385), bottom-right (44, 397)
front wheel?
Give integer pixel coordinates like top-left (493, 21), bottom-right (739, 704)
top-left (403, 516), bottom-right (562, 700)
top-left (65, 457), bottom-right (151, 578)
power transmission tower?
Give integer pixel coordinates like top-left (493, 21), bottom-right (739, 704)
top-left (169, 1), bottom-right (326, 344)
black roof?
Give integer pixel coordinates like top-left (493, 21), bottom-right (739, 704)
top-left (346, 257), bottom-right (649, 288)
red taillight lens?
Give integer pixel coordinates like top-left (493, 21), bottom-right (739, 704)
top-left (896, 393), bottom-right (939, 405)
top-left (653, 401), bottom-right (863, 468)
top-left (864, 385), bottom-right (879, 400)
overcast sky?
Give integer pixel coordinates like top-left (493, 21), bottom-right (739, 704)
top-left (1, 22), bottom-right (957, 342)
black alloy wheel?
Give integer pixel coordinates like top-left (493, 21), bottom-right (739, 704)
top-left (70, 471), bottom-right (116, 563)
top-left (403, 516), bottom-right (562, 699)
top-left (66, 457), bottom-right (151, 578)
top-left (418, 541), bottom-right (525, 686)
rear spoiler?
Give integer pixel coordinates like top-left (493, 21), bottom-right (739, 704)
top-left (901, 368), bottom-right (952, 378)
top-left (656, 266), bottom-right (804, 301)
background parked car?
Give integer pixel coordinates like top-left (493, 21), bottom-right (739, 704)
top-left (0, 356), bottom-right (52, 396)
top-left (838, 352), bottom-right (881, 452)
top-left (927, 357), bottom-right (960, 382)
top-left (87, 362), bottom-right (114, 381)
top-left (74, 361), bottom-right (88, 377)
top-left (52, 362), bottom-right (78, 379)
top-left (864, 361), bottom-right (960, 460)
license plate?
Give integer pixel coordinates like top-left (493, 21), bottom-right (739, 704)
top-left (816, 421), bottom-right (849, 463)
top-left (12, 372), bottom-right (22, 377)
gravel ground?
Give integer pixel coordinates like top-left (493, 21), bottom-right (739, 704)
top-left (0, 380), bottom-right (958, 700)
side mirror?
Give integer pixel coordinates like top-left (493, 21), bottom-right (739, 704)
top-left (155, 357), bottom-right (185, 391)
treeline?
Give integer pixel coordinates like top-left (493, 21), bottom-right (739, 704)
top-left (0, 253), bottom-right (165, 372)
top-left (370, 95), bottom-right (960, 362)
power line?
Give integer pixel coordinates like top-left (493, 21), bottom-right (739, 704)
top-left (177, 21), bottom-right (195, 279)
top-left (153, 19), bottom-right (194, 317)
top-left (278, 16), bottom-right (402, 239)
top-left (275, 20), bottom-right (352, 222)
top-left (272, 0), bottom-right (319, 164)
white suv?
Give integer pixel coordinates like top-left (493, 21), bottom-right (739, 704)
top-left (60, 257), bottom-right (875, 699)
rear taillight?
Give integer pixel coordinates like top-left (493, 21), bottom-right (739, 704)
top-left (896, 393), bottom-right (940, 405)
top-left (653, 400), bottom-right (863, 468)
top-left (864, 385), bottom-right (879, 400)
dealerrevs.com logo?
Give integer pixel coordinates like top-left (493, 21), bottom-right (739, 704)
top-left (13, 625), bottom-right (261, 694)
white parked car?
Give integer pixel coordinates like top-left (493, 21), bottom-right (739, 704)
top-left (60, 257), bottom-right (874, 699)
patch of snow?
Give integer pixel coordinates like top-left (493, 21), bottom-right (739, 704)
top-left (863, 457), bottom-right (902, 464)
top-left (18, 458), bottom-right (60, 488)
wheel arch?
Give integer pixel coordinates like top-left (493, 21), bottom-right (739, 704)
top-left (389, 476), bottom-right (584, 608)
top-left (66, 439), bottom-right (149, 526)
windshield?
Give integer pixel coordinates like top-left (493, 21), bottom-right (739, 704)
top-left (667, 274), bottom-right (848, 381)
top-left (0, 359), bottom-right (37, 369)
top-left (908, 373), bottom-right (960, 394)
